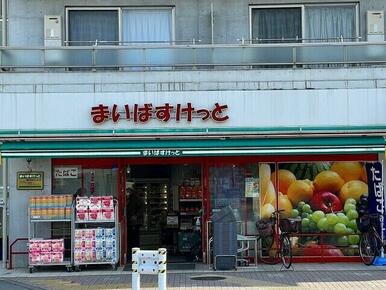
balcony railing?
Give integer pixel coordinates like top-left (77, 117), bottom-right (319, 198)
top-left (0, 41), bottom-right (385, 71)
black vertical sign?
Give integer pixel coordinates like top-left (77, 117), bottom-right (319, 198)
top-left (365, 162), bottom-right (385, 238)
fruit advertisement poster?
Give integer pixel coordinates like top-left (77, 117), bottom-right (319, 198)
top-left (259, 161), bottom-right (371, 257)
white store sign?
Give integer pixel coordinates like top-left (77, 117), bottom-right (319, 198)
top-left (1, 89), bottom-right (386, 131)
top-left (54, 167), bottom-right (78, 179)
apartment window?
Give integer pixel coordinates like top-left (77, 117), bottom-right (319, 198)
top-left (252, 8), bottom-right (302, 43)
top-left (67, 7), bottom-right (174, 45)
top-left (305, 5), bottom-right (356, 42)
top-left (251, 4), bottom-right (358, 43)
top-left (68, 10), bottom-right (119, 45)
top-left (122, 9), bottom-right (172, 44)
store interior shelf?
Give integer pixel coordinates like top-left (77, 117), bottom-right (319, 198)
top-left (179, 199), bottom-right (202, 202)
top-left (29, 260), bottom-right (72, 267)
top-left (31, 219), bottom-right (71, 223)
top-left (74, 220), bottom-right (115, 224)
top-left (180, 212), bottom-right (200, 216)
top-left (74, 261), bottom-right (116, 266)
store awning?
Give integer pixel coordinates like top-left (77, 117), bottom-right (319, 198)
top-left (0, 136), bottom-right (384, 158)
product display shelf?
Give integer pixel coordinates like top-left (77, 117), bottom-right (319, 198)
top-left (28, 208), bottom-right (73, 273)
top-left (179, 198), bottom-right (202, 228)
top-left (72, 201), bottom-right (119, 271)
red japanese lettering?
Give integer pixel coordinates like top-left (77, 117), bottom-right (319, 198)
top-left (155, 103), bottom-right (173, 122)
top-left (111, 104), bottom-right (120, 123)
top-left (133, 104), bottom-right (138, 122)
top-left (196, 109), bottom-right (210, 120)
top-left (181, 102), bottom-right (195, 122)
top-left (91, 104), bottom-right (109, 124)
top-left (211, 103), bottom-right (229, 122)
top-left (138, 103), bottom-right (153, 123)
top-left (124, 104), bottom-right (130, 120)
top-left (176, 103), bottom-right (181, 121)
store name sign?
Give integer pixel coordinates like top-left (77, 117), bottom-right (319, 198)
top-left (141, 150), bottom-right (181, 157)
top-left (17, 171), bottom-right (44, 190)
top-left (91, 102), bottom-right (229, 124)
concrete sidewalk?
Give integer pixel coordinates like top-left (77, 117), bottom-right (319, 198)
top-left (1, 263), bottom-right (386, 290)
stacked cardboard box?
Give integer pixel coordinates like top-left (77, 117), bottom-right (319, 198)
top-left (74, 228), bottom-right (116, 264)
top-left (29, 195), bottom-right (72, 220)
top-left (76, 196), bottom-right (114, 222)
top-left (29, 239), bottom-right (64, 264)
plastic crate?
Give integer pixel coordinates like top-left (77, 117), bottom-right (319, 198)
top-left (214, 255), bottom-right (237, 270)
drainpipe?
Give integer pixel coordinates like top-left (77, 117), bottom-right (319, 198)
top-left (2, 158), bottom-right (7, 269)
top-left (2, 0), bottom-right (6, 46)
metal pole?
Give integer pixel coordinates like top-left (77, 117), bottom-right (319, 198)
top-left (158, 248), bottom-right (167, 290)
top-left (2, 158), bottom-right (7, 269)
top-left (381, 159), bottom-right (385, 258)
top-left (131, 247), bottom-right (140, 290)
top-left (1, 0), bottom-right (7, 46)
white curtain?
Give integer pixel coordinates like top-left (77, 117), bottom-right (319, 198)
top-left (305, 6), bottom-right (356, 42)
top-left (122, 9), bottom-right (172, 44)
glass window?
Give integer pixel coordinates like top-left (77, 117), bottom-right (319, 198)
top-left (251, 8), bottom-right (302, 43)
top-left (305, 5), bottom-right (356, 42)
top-left (251, 5), bottom-right (357, 43)
top-left (122, 9), bottom-right (172, 44)
top-left (83, 168), bottom-right (118, 197)
top-left (68, 10), bottom-right (119, 46)
top-left (52, 166), bottom-right (118, 198)
top-left (276, 161), bottom-right (371, 257)
top-left (209, 164), bottom-right (262, 235)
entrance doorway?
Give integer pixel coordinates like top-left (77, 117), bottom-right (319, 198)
top-left (125, 164), bottom-right (203, 264)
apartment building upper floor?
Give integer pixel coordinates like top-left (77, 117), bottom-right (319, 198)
top-left (0, 0), bottom-right (384, 70)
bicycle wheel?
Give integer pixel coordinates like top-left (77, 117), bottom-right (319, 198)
top-left (257, 236), bottom-right (280, 265)
top-left (280, 235), bottom-right (292, 269)
top-left (359, 231), bottom-right (379, 265)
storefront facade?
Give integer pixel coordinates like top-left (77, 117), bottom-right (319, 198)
top-left (1, 76), bottom-right (386, 267)
top-left (1, 0), bottom-right (386, 269)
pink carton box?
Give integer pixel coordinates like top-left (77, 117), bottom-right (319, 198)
top-left (51, 239), bottom-right (64, 252)
top-left (102, 208), bottom-right (114, 221)
top-left (76, 197), bottom-right (90, 208)
top-left (84, 229), bottom-right (95, 239)
top-left (29, 251), bottom-right (41, 264)
top-left (88, 208), bottom-right (101, 221)
top-left (101, 196), bottom-right (113, 209)
top-left (74, 249), bottom-right (85, 263)
top-left (29, 240), bottom-right (41, 252)
top-left (74, 238), bottom-right (85, 249)
top-left (85, 238), bottom-right (95, 249)
top-left (74, 229), bottom-right (84, 239)
top-left (76, 209), bottom-right (88, 221)
top-left (39, 240), bottom-right (51, 252)
top-left (89, 197), bottom-right (102, 208)
top-left (51, 252), bottom-right (64, 263)
top-left (40, 252), bottom-right (52, 264)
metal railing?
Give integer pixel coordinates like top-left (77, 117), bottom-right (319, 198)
top-left (8, 237), bottom-right (28, 269)
top-left (0, 41), bottom-right (385, 71)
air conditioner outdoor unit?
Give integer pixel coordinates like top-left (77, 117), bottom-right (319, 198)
top-left (367, 11), bottom-right (384, 41)
top-left (44, 15), bottom-right (62, 46)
